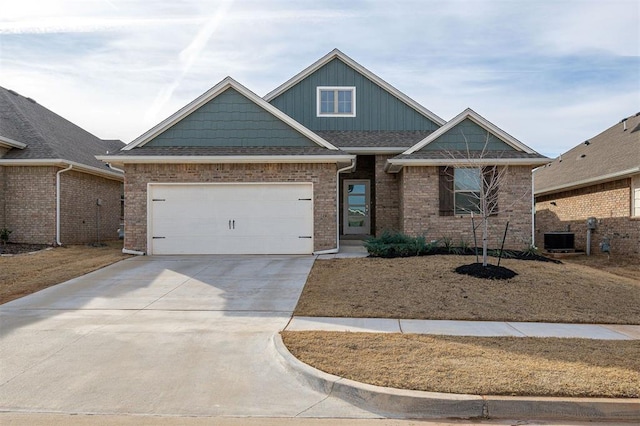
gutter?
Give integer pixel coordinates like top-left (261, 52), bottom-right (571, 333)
top-left (534, 167), bottom-right (640, 196)
top-left (313, 158), bottom-right (357, 255)
top-left (95, 154), bottom-right (355, 166)
top-left (0, 159), bottom-right (123, 181)
top-left (56, 164), bottom-right (73, 245)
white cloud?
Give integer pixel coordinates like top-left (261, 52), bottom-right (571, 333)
top-left (2, 0), bottom-right (638, 153)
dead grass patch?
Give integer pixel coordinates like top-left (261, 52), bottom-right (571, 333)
top-left (0, 241), bottom-right (130, 304)
top-left (282, 331), bottom-right (640, 398)
top-left (294, 256), bottom-right (640, 324)
top-left (561, 253), bottom-right (640, 281)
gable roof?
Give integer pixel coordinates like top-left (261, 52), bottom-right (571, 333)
top-left (534, 112), bottom-right (640, 196)
top-left (124, 77), bottom-right (339, 151)
top-left (264, 49), bottom-right (446, 127)
top-left (0, 86), bottom-right (124, 180)
top-left (404, 108), bottom-right (538, 155)
top-left (386, 108), bottom-right (548, 172)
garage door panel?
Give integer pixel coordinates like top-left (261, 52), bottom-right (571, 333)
top-left (149, 183), bottom-right (314, 255)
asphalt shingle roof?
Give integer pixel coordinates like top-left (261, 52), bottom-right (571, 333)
top-left (112, 146), bottom-right (351, 156)
top-left (393, 150), bottom-right (547, 160)
top-left (0, 86), bottom-right (124, 171)
top-left (535, 113), bottom-right (640, 194)
top-left (315, 130), bottom-right (434, 148)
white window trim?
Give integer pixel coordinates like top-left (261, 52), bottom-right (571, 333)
top-left (633, 175), bottom-right (640, 217)
top-left (454, 167), bottom-right (482, 215)
top-left (316, 86), bottom-right (356, 117)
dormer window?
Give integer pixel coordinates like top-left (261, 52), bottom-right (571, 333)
top-left (317, 87), bottom-right (356, 117)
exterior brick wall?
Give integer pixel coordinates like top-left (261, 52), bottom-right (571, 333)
top-left (374, 154), bottom-right (400, 234)
top-left (0, 166), bottom-right (5, 229)
top-left (60, 170), bottom-right (123, 244)
top-left (123, 162), bottom-right (337, 253)
top-left (1, 166), bottom-right (57, 244)
top-left (535, 178), bottom-right (640, 257)
top-left (0, 166), bottom-right (123, 245)
top-left (400, 165), bottom-right (533, 250)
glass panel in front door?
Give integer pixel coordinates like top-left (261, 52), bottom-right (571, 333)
top-left (344, 180), bottom-right (370, 235)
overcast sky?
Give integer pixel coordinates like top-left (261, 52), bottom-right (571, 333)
top-left (1, 0), bottom-right (638, 158)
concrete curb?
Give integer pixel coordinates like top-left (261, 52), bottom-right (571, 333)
top-left (272, 333), bottom-right (640, 421)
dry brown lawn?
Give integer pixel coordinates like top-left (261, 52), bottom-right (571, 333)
top-left (294, 256), bottom-right (640, 324)
top-left (282, 331), bottom-right (640, 398)
top-left (0, 241), bottom-right (130, 304)
top-left (561, 253), bottom-right (640, 281)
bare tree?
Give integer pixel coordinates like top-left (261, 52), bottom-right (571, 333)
top-left (442, 133), bottom-right (527, 267)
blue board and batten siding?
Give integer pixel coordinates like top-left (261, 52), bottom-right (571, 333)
top-left (269, 58), bottom-right (440, 132)
top-left (146, 88), bottom-right (317, 147)
top-left (419, 119), bottom-right (516, 151)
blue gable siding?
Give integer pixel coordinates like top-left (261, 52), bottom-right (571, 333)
top-left (146, 88), bottom-right (317, 147)
top-left (419, 119), bottom-right (515, 151)
top-left (269, 58), bottom-right (440, 132)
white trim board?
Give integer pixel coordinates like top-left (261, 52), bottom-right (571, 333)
top-left (403, 108), bottom-right (539, 155)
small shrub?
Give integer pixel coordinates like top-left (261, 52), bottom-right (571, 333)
top-left (0, 228), bottom-right (11, 245)
top-left (364, 231), bottom-right (426, 258)
top-left (521, 244), bottom-right (539, 258)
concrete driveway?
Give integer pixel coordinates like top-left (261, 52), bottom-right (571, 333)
top-left (0, 255), bottom-right (374, 418)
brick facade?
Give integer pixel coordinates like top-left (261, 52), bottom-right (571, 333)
top-left (0, 166), bottom-right (122, 245)
top-left (1, 166), bottom-right (57, 244)
top-left (374, 154), bottom-right (400, 234)
top-left (399, 165), bottom-right (533, 250)
top-left (60, 170), bottom-right (122, 244)
top-left (535, 178), bottom-right (640, 257)
top-left (123, 162), bottom-right (337, 253)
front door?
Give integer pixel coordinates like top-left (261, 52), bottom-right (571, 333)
top-left (343, 179), bottom-right (370, 235)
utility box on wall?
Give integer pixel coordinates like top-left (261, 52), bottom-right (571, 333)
top-left (586, 217), bottom-right (597, 230)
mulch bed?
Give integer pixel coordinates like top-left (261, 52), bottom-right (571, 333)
top-left (455, 262), bottom-right (518, 279)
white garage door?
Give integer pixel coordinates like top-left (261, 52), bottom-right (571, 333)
top-left (148, 183), bottom-right (314, 255)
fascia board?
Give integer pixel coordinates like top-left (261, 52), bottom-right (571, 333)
top-left (124, 77), bottom-right (339, 151)
top-left (0, 159), bottom-right (124, 181)
top-left (96, 154), bottom-right (356, 164)
top-left (404, 108), bottom-right (537, 155)
top-left (534, 167), bottom-right (640, 196)
top-left (0, 135), bottom-right (27, 149)
top-left (386, 157), bottom-right (550, 171)
top-left (340, 147), bottom-right (408, 154)
top-left (264, 49), bottom-right (446, 126)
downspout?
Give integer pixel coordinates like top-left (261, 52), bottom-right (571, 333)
top-left (313, 158), bottom-right (357, 255)
top-left (531, 166), bottom-right (538, 248)
top-left (56, 164), bottom-right (73, 245)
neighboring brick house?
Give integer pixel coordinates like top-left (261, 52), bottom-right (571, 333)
top-left (100, 49), bottom-right (548, 255)
top-left (0, 86), bottom-right (124, 245)
top-left (534, 113), bottom-right (640, 257)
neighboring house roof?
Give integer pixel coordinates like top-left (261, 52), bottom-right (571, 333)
top-left (0, 86), bottom-right (124, 180)
top-left (123, 77), bottom-right (340, 152)
top-left (264, 49), bottom-right (446, 127)
top-left (534, 112), bottom-right (640, 196)
top-left (316, 130), bottom-right (434, 153)
top-left (386, 108), bottom-right (548, 172)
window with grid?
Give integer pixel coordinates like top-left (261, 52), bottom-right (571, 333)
top-left (317, 87), bottom-right (355, 117)
top-left (454, 168), bottom-right (481, 215)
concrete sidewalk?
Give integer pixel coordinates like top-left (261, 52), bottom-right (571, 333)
top-left (286, 317), bottom-right (640, 340)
